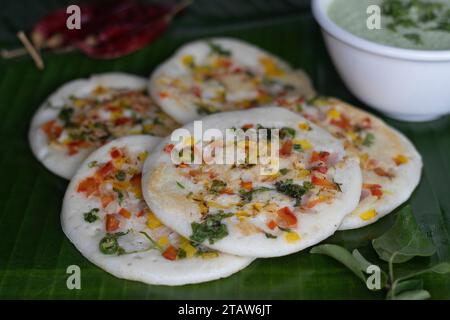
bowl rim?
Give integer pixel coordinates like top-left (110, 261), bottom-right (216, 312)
top-left (312, 0), bottom-right (450, 61)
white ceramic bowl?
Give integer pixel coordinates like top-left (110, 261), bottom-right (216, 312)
top-left (312, 0), bottom-right (450, 122)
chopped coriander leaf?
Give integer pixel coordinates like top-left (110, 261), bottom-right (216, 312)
top-left (177, 248), bottom-right (187, 259)
top-left (115, 170), bottom-right (126, 181)
top-left (99, 231), bottom-right (128, 255)
top-left (83, 208), bottom-right (99, 223)
top-left (207, 42), bottom-right (231, 56)
top-left (362, 133), bottom-right (375, 147)
top-left (279, 127), bottom-right (296, 139)
top-left (113, 188), bottom-right (125, 205)
top-left (265, 232), bottom-right (277, 239)
top-left (279, 168), bottom-right (290, 175)
top-left (239, 187), bottom-right (273, 203)
top-left (176, 181), bottom-right (185, 189)
top-left (275, 179), bottom-right (313, 206)
top-left (293, 144), bottom-right (302, 151)
top-left (88, 161), bottom-right (98, 168)
top-left (190, 211), bottom-right (233, 244)
top-left (209, 179), bottom-right (227, 194)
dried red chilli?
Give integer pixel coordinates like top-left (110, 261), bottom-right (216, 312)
top-left (28, 0), bottom-right (189, 59)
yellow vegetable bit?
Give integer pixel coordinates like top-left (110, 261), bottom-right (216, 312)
top-left (293, 139), bottom-right (312, 150)
top-left (393, 154), bottom-right (409, 166)
top-left (285, 231), bottom-right (301, 243)
top-left (298, 122), bottom-right (310, 131)
top-left (260, 56), bottom-right (284, 77)
top-left (327, 108), bottom-right (341, 120)
top-left (359, 209), bottom-right (377, 221)
top-left (157, 236), bottom-right (169, 247)
top-left (143, 123), bottom-right (154, 133)
top-left (73, 98), bottom-right (87, 108)
top-left (359, 153), bottom-right (369, 164)
top-left (181, 54), bottom-right (194, 67)
top-left (138, 151), bottom-right (149, 162)
top-left (201, 251), bottom-right (219, 259)
top-left (147, 212), bottom-right (163, 229)
top-left (298, 169), bottom-right (310, 179)
top-left (92, 85), bottom-right (108, 95)
top-left (252, 203), bottom-right (264, 211)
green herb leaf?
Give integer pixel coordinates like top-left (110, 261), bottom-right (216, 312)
top-left (115, 170), bottom-right (126, 181)
top-left (190, 211), bottom-right (233, 245)
top-left (83, 208), bottom-right (99, 223)
top-left (372, 205), bottom-right (436, 264)
top-left (362, 133), bottom-right (375, 147)
top-left (275, 179), bottom-right (313, 206)
top-left (392, 289), bottom-right (430, 300)
top-left (279, 127), bottom-right (296, 139)
top-left (207, 42), bottom-right (231, 56)
top-left (209, 179), bottom-right (227, 194)
top-left (239, 187), bottom-right (272, 202)
top-left (387, 279), bottom-right (423, 299)
top-left (176, 181), bottom-right (185, 189)
top-left (310, 244), bottom-right (367, 283)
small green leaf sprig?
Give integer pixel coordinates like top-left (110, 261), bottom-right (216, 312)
top-left (311, 205), bottom-right (450, 300)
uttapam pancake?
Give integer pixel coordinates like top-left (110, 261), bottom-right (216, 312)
top-left (149, 38), bottom-right (315, 124)
top-left (276, 97), bottom-right (422, 230)
top-left (142, 107), bottom-right (362, 257)
top-left (62, 135), bottom-right (252, 286)
top-left (29, 72), bottom-right (179, 179)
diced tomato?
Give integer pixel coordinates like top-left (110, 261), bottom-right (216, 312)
top-left (374, 167), bottom-right (393, 178)
top-left (96, 161), bottom-right (114, 178)
top-left (241, 124), bottom-right (254, 130)
top-left (67, 140), bottom-right (90, 155)
top-left (192, 86), bottom-right (202, 98)
top-left (267, 219), bottom-right (277, 230)
top-left (162, 245), bottom-right (178, 261)
top-left (312, 166), bottom-right (328, 174)
top-left (177, 162), bottom-right (190, 168)
top-left (159, 91), bottom-right (169, 99)
top-left (310, 151), bottom-right (330, 163)
top-left (330, 114), bottom-right (351, 130)
top-left (110, 148), bottom-right (122, 159)
top-left (240, 181), bottom-right (253, 190)
top-left (280, 140), bottom-right (293, 157)
top-left (41, 120), bottom-right (62, 140)
top-left (217, 57), bottom-right (232, 68)
top-left (114, 117), bottom-right (132, 126)
top-left (163, 144), bottom-right (174, 154)
top-left (311, 175), bottom-right (337, 189)
top-left (130, 173), bottom-right (141, 186)
top-left (361, 117), bottom-right (372, 129)
top-left (136, 209), bottom-right (146, 217)
top-left (105, 214), bottom-right (120, 232)
top-left (101, 194), bottom-right (115, 208)
top-left (77, 177), bottom-right (100, 197)
top-left (277, 207), bottom-right (297, 227)
top-left (119, 208), bottom-right (131, 219)
top-left (363, 183), bottom-right (383, 198)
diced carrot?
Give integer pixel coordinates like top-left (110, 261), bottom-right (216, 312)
top-left (96, 161), bottom-right (114, 178)
top-left (163, 144), bottom-right (174, 154)
top-left (277, 207), bottom-right (297, 227)
top-left (105, 214), bottom-right (120, 232)
top-left (67, 140), bottom-right (90, 155)
top-left (363, 183), bottom-right (383, 198)
top-left (119, 208), bottom-right (131, 219)
top-left (311, 175), bottom-right (337, 189)
top-left (240, 181), bottom-right (253, 190)
top-left (136, 209), bottom-right (146, 217)
top-left (241, 124), bottom-right (254, 130)
top-left (101, 194), bottom-right (115, 208)
top-left (162, 245), bottom-right (178, 261)
top-left (280, 140), bottom-right (293, 157)
top-left (220, 187), bottom-right (234, 195)
top-left (189, 169), bottom-right (202, 177)
top-left (267, 219), bottom-right (277, 230)
top-left (177, 162), bottom-right (190, 168)
top-left (77, 177), bottom-right (100, 197)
